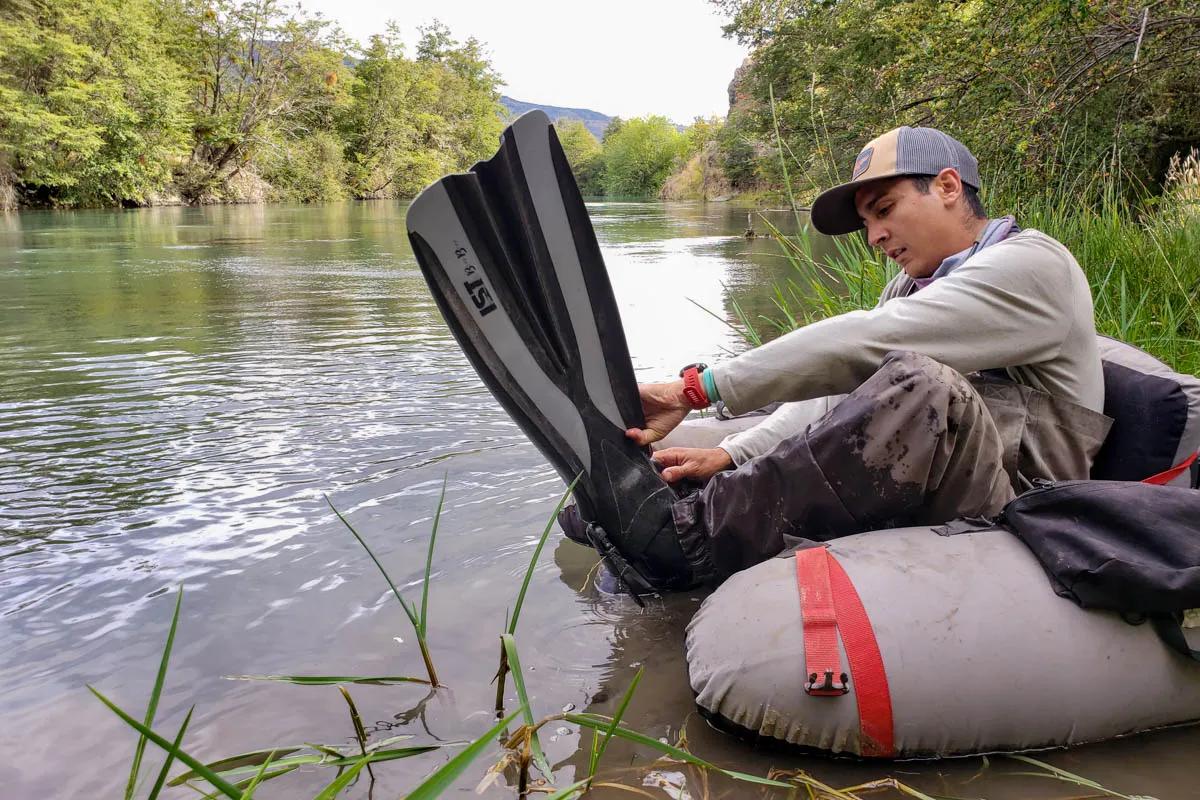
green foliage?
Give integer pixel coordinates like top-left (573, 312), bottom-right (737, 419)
top-left (555, 120), bottom-right (603, 194)
top-left (661, 118), bottom-right (733, 200)
top-left (0, 4), bottom-right (503, 207)
top-left (683, 116), bottom-right (724, 160)
top-left (165, 0), bottom-right (351, 202)
top-left (600, 116), bottom-right (686, 197)
top-left (258, 130), bottom-right (347, 202)
top-left (342, 23), bottom-right (503, 199)
top-left (715, 109), bottom-right (764, 191)
top-left (0, 0), bottom-right (191, 206)
top-left (717, 0), bottom-right (1200, 203)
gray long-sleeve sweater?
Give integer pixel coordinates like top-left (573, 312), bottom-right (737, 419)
top-left (715, 229), bottom-right (1104, 464)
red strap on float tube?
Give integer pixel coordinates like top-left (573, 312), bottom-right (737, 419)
top-left (796, 544), bottom-right (845, 696)
top-left (1142, 450), bottom-right (1198, 486)
top-left (795, 547), bottom-right (895, 758)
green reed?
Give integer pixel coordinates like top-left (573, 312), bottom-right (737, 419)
top-left (232, 483), bottom-right (450, 688)
top-left (325, 479), bottom-right (445, 687)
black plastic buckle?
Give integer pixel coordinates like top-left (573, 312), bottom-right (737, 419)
top-left (804, 670), bottom-right (849, 696)
top-left (583, 522), bottom-right (655, 606)
top-left (677, 362), bottom-right (708, 378)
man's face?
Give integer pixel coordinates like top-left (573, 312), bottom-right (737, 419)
top-left (853, 170), bottom-right (968, 279)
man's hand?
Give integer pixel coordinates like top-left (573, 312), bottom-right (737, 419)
top-left (652, 447), bottom-right (734, 483)
top-left (625, 380), bottom-right (691, 446)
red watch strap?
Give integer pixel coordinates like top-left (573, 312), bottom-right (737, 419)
top-left (681, 366), bottom-right (710, 409)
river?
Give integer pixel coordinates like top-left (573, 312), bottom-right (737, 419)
top-left (0, 200), bottom-right (1194, 798)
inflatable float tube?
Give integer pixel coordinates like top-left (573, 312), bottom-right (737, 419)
top-left (677, 338), bottom-right (1200, 757)
top-left (686, 524), bottom-right (1200, 758)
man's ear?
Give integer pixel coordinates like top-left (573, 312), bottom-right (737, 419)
top-left (934, 168), bottom-right (963, 207)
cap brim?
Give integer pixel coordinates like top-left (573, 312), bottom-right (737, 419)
top-left (810, 179), bottom-right (873, 236)
top-left (811, 172), bottom-right (940, 235)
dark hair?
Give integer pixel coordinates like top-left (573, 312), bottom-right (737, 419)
top-left (909, 174), bottom-right (986, 219)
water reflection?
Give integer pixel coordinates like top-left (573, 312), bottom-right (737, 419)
top-left (0, 200), bottom-right (1193, 798)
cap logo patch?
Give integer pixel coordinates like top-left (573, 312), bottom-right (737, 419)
top-left (852, 147), bottom-right (873, 180)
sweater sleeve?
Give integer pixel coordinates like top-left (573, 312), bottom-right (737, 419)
top-left (718, 395), bottom-right (847, 464)
top-left (712, 233), bottom-right (1074, 415)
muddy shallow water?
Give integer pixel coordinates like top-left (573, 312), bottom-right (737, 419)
top-left (1, 200), bottom-right (1195, 799)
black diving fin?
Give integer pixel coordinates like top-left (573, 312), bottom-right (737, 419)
top-left (406, 110), bottom-right (693, 593)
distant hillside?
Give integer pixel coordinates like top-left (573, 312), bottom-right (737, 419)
top-left (500, 96), bottom-right (613, 139)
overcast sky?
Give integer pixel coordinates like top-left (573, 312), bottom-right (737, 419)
top-left (301, 0), bottom-right (748, 123)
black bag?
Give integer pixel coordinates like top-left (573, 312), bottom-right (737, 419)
top-left (998, 480), bottom-right (1200, 659)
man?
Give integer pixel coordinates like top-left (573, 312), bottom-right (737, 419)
top-left (589, 125), bottom-right (1112, 584)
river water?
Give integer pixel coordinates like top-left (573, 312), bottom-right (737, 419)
top-left (1, 201), bottom-right (1195, 799)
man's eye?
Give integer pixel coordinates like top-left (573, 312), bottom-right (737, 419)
top-left (877, 205), bottom-right (890, 217)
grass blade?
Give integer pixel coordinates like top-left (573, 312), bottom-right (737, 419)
top-left (313, 756), bottom-right (370, 800)
top-left (404, 711), bottom-right (519, 800)
top-left (170, 745), bottom-right (441, 787)
top-left (325, 495), bottom-right (419, 631)
top-left (89, 685), bottom-right (243, 800)
top-left (227, 674), bottom-right (430, 686)
top-left (326, 494), bottom-right (440, 686)
top-left (544, 778), bottom-right (593, 800)
top-left (589, 666), bottom-right (643, 779)
top-left (687, 296), bottom-right (762, 347)
top-left (508, 475), bottom-right (580, 635)
top-left (1007, 755), bottom-right (1150, 799)
top-left (420, 475), bottom-right (447, 638)
top-left (339, 686), bottom-right (374, 780)
top-left (146, 706), bottom-right (193, 800)
top-left (170, 746), bottom-right (304, 779)
top-left (231, 765), bottom-right (301, 792)
top-left (125, 586), bottom-right (183, 800)
top-left (500, 633), bottom-right (553, 780)
top-left (237, 748), bottom-right (279, 800)
top-left (565, 713), bottom-right (794, 789)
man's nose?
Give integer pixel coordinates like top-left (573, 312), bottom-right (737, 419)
top-left (866, 221), bottom-right (888, 247)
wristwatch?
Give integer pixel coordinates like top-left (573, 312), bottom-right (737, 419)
top-left (678, 362), bottom-right (710, 410)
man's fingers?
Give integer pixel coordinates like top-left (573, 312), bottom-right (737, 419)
top-left (651, 448), bottom-right (683, 467)
top-left (655, 450), bottom-right (695, 483)
top-left (625, 427), bottom-right (660, 446)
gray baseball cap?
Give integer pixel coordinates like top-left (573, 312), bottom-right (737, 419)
top-left (811, 126), bottom-right (981, 235)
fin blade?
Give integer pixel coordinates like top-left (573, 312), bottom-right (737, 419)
top-left (407, 179), bottom-right (591, 477)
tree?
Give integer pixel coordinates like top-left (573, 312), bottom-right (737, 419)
top-left (600, 116), bottom-right (686, 197)
top-left (0, 0), bottom-right (190, 206)
top-left (169, 0), bottom-right (349, 201)
top-left (342, 21), bottom-right (502, 198)
top-left (555, 120), bottom-right (603, 195)
top-left (715, 0), bottom-right (1200, 199)
top-left (413, 20), bottom-right (504, 174)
